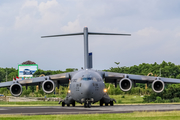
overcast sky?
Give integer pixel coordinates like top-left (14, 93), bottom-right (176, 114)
top-left (0, 0), bottom-right (180, 71)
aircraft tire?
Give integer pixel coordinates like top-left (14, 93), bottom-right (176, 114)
top-left (88, 104), bottom-right (91, 108)
top-left (110, 101), bottom-right (113, 106)
top-left (87, 101), bottom-right (91, 108)
top-left (62, 102), bottom-right (65, 107)
top-left (84, 103), bottom-right (87, 108)
top-left (72, 101), bottom-right (75, 107)
top-left (100, 100), bottom-right (103, 106)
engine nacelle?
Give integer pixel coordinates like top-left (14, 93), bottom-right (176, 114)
top-left (10, 83), bottom-right (22, 97)
top-left (42, 80), bottom-right (55, 94)
top-left (119, 78), bottom-right (132, 92)
top-left (152, 80), bottom-right (164, 93)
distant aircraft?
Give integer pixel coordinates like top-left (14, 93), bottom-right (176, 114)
top-left (1, 27), bottom-right (180, 108)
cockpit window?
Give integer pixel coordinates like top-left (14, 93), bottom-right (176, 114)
top-left (82, 77), bottom-right (92, 80)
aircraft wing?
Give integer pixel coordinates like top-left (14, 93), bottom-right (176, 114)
top-left (104, 72), bottom-right (180, 84)
top-left (0, 72), bottom-right (71, 88)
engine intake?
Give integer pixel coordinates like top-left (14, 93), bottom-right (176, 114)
top-left (42, 80), bottom-right (55, 94)
top-left (119, 78), bottom-right (132, 92)
top-left (152, 80), bottom-right (164, 93)
top-left (10, 83), bottom-right (22, 97)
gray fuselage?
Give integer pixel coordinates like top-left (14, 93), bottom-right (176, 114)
top-left (70, 69), bottom-right (105, 103)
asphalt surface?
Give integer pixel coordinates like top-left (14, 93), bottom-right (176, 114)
top-left (1, 104), bottom-right (180, 115)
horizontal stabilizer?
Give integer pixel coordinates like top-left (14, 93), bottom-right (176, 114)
top-left (41, 33), bottom-right (83, 38)
top-left (42, 32), bottom-right (131, 38)
top-left (88, 32), bottom-right (131, 36)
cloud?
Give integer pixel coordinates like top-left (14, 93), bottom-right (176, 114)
top-left (136, 27), bottom-right (160, 37)
top-left (21, 0), bottom-right (38, 9)
top-left (14, 0), bottom-right (61, 31)
top-left (1, 0), bottom-right (180, 70)
top-left (61, 19), bottom-right (82, 33)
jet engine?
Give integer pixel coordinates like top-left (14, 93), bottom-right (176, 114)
top-left (42, 80), bottom-right (55, 94)
top-left (119, 78), bottom-right (132, 92)
top-left (152, 80), bottom-right (164, 93)
top-left (10, 83), bottom-right (22, 97)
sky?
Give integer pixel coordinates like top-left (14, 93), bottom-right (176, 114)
top-left (0, 0), bottom-right (180, 71)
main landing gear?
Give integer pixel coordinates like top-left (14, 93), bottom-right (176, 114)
top-left (100, 99), bottom-right (114, 106)
top-left (60, 101), bottom-right (76, 107)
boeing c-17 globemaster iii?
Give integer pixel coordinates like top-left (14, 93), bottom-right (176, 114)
top-left (1, 27), bottom-right (180, 108)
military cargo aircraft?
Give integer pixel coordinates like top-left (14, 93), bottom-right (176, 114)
top-left (1, 27), bottom-right (180, 108)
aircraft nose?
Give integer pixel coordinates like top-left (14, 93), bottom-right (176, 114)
top-left (81, 81), bottom-right (94, 98)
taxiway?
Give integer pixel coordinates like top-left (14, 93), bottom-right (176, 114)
top-left (0, 104), bottom-right (180, 115)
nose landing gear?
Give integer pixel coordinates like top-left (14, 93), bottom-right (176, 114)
top-left (84, 99), bottom-right (93, 108)
top-left (84, 101), bottom-right (91, 108)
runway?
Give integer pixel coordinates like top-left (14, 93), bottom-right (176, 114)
top-left (1, 104), bottom-right (180, 115)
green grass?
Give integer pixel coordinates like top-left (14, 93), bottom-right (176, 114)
top-left (0, 111), bottom-right (180, 120)
top-left (109, 95), bottom-right (144, 104)
top-left (0, 101), bottom-right (59, 106)
top-left (2, 94), bottom-right (180, 107)
top-left (0, 95), bottom-right (144, 106)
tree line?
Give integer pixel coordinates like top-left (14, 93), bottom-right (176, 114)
top-left (107, 61), bottom-right (180, 79)
top-left (1, 61), bottom-right (180, 82)
top-left (1, 61), bottom-right (180, 103)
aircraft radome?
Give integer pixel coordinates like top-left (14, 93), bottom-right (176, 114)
top-left (1, 27), bottom-right (180, 108)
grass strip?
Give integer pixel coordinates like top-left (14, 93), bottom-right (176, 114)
top-left (0, 111), bottom-right (180, 120)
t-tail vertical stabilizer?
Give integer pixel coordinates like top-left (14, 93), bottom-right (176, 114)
top-left (41, 27), bottom-right (131, 69)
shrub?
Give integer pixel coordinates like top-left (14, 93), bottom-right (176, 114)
top-left (171, 97), bottom-right (180, 102)
top-left (155, 96), bottom-right (163, 103)
top-left (117, 100), bottom-right (122, 103)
